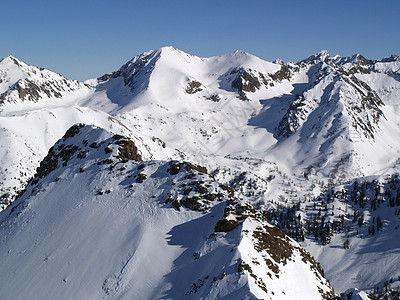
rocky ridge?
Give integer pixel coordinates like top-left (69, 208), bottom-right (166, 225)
top-left (0, 124), bottom-right (334, 299)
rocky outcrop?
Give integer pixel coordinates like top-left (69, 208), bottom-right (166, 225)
top-left (185, 80), bottom-right (203, 94)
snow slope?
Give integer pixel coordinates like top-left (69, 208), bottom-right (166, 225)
top-left (303, 175), bottom-right (400, 294)
top-left (0, 124), bottom-right (333, 299)
top-left (266, 173), bottom-right (400, 294)
top-left (0, 48), bottom-right (399, 296)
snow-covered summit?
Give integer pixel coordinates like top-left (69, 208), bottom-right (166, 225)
top-left (298, 50), bottom-right (331, 64)
top-left (0, 54), bottom-right (90, 105)
top-left (0, 55), bottom-right (25, 67)
top-left (0, 55), bottom-right (33, 95)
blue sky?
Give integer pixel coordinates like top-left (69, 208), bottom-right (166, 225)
top-left (1, 0), bottom-right (399, 80)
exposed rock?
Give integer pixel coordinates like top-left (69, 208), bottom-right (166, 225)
top-left (182, 196), bottom-right (201, 210)
top-left (185, 162), bottom-right (207, 174)
top-left (185, 80), bottom-right (202, 94)
top-left (276, 95), bottom-right (307, 137)
top-left (205, 94), bottom-right (221, 102)
top-left (270, 65), bottom-right (291, 82)
top-left (276, 71), bottom-right (385, 140)
top-left (151, 136), bottom-right (166, 148)
top-left (63, 124), bottom-right (84, 140)
top-left (113, 135), bottom-right (142, 161)
top-left (167, 162), bottom-right (184, 175)
top-left (252, 225), bottom-right (293, 265)
top-left (136, 173), bottom-right (147, 183)
top-left (214, 219), bottom-right (240, 232)
top-left (355, 54), bottom-right (373, 66)
top-left (98, 73), bottom-right (113, 82)
top-left (0, 69), bottom-right (85, 103)
top-left (232, 69), bottom-right (261, 93)
top-left (35, 125), bottom-right (84, 178)
top-left (342, 75), bottom-right (385, 139)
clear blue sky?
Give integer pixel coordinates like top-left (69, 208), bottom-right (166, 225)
top-left (1, 0), bottom-right (399, 81)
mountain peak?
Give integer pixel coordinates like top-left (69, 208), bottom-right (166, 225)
top-left (232, 49), bottom-right (249, 56)
top-left (157, 46), bottom-right (197, 61)
top-left (0, 55), bottom-right (89, 104)
top-left (1, 54), bottom-right (18, 61)
top-left (120, 46), bottom-right (194, 71)
top-left (300, 50), bottom-right (331, 64)
top-left (318, 50), bottom-right (330, 57)
top-left (311, 50), bottom-right (331, 62)
top-left (354, 53), bottom-right (373, 65)
top-left (225, 49), bottom-right (254, 61)
top-left (380, 54), bottom-right (400, 62)
top-left (1, 47), bottom-right (400, 298)
top-left (0, 55), bottom-right (26, 68)
top-left (159, 45), bottom-right (184, 53)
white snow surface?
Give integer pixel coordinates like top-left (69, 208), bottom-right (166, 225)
top-left (0, 47), bottom-right (399, 296)
top-left (0, 125), bottom-right (332, 299)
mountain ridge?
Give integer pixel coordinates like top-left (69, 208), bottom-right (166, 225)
top-left (0, 47), bottom-right (399, 298)
top-left (0, 124), bottom-right (334, 299)
top-left (0, 54), bottom-right (90, 105)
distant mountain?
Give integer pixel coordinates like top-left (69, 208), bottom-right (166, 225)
top-left (0, 55), bottom-right (89, 105)
top-left (0, 47), bottom-right (399, 297)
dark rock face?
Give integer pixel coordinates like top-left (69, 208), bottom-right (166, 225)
top-left (276, 95), bottom-right (306, 138)
top-left (98, 73), bottom-right (113, 82)
top-left (185, 162), bottom-right (207, 174)
top-left (32, 125), bottom-right (143, 183)
top-left (229, 66), bottom-right (292, 101)
top-left (232, 69), bottom-right (261, 93)
top-left (167, 161), bottom-right (207, 176)
top-left (214, 219), bottom-right (240, 232)
top-left (115, 138), bottom-right (143, 162)
top-left (136, 173), bottom-right (147, 183)
top-left (36, 124), bottom-right (85, 178)
top-left (167, 162), bottom-right (184, 175)
top-left (356, 54), bottom-right (373, 66)
top-left (270, 65), bottom-right (291, 82)
top-left (63, 125), bottom-right (83, 140)
top-left (252, 225), bottom-right (293, 265)
top-left (185, 80), bottom-right (202, 94)
top-left (113, 51), bottom-right (159, 92)
top-left (182, 196), bottom-right (201, 210)
top-left (0, 56), bottom-right (87, 103)
top-left (205, 94), bottom-right (221, 102)
top-left (341, 75), bottom-right (384, 139)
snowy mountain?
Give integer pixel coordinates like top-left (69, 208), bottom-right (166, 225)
top-left (83, 47), bottom-right (400, 201)
top-left (0, 54), bottom-right (177, 208)
top-left (0, 124), bottom-right (334, 299)
top-left (0, 55), bottom-right (90, 105)
top-left (0, 47), bottom-right (399, 298)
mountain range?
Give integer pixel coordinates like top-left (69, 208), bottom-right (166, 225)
top-left (0, 46), bottom-right (399, 299)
